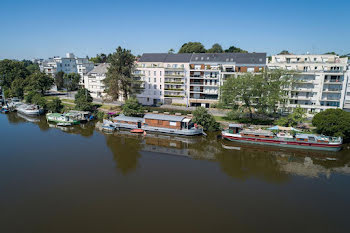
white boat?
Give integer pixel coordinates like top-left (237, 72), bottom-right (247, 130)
top-left (17, 104), bottom-right (44, 116)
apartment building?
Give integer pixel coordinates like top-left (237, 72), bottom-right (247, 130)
top-left (83, 63), bottom-right (110, 99)
top-left (39, 53), bottom-right (94, 82)
top-left (268, 54), bottom-right (349, 114)
top-left (134, 53), bottom-right (266, 107)
top-left (343, 63), bottom-right (350, 111)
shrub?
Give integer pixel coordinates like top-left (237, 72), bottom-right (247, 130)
top-left (47, 98), bottom-right (63, 113)
top-left (312, 109), bottom-right (350, 141)
top-left (122, 97), bottom-right (143, 117)
top-left (192, 107), bottom-right (220, 131)
top-left (75, 88), bottom-right (93, 111)
top-left (274, 106), bottom-right (306, 127)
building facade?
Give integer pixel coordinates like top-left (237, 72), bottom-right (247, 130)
top-left (268, 54), bottom-right (349, 115)
top-left (83, 63), bottom-right (110, 99)
top-left (343, 63), bottom-right (350, 111)
top-left (135, 53), bottom-right (266, 107)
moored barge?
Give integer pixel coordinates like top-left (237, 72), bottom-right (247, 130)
top-left (104, 113), bottom-right (203, 136)
top-left (222, 124), bottom-right (342, 151)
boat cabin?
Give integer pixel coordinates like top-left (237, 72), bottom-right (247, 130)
top-left (227, 124), bottom-right (243, 134)
top-left (144, 113), bottom-right (194, 130)
top-left (113, 115), bottom-right (144, 128)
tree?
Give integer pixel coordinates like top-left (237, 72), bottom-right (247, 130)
top-left (122, 97), bottom-right (143, 116)
top-left (192, 107), bottom-right (220, 131)
top-left (0, 59), bottom-right (29, 89)
top-left (54, 71), bottom-right (65, 90)
top-left (220, 70), bottom-right (295, 117)
top-left (104, 46), bottom-right (140, 101)
top-left (74, 88), bottom-right (93, 111)
top-left (10, 78), bottom-right (25, 99)
top-left (207, 43), bottom-right (224, 53)
top-left (47, 98), bottom-right (63, 113)
top-left (178, 42), bottom-right (206, 53)
top-left (26, 71), bottom-right (54, 95)
top-left (32, 93), bottom-right (47, 109)
top-left (278, 50), bottom-right (291, 55)
top-left (26, 64), bottom-right (40, 74)
top-left (63, 73), bottom-right (81, 91)
top-left (168, 48), bottom-right (175, 54)
top-left (324, 52), bottom-right (338, 55)
top-left (90, 53), bottom-right (108, 63)
top-left (312, 109), bottom-right (350, 140)
top-left (275, 106), bottom-right (306, 127)
top-left (224, 46), bottom-right (248, 53)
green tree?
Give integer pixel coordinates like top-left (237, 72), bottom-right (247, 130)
top-left (224, 46), bottom-right (248, 53)
top-left (0, 59), bottom-right (29, 89)
top-left (324, 52), bottom-right (338, 55)
top-left (47, 98), bottom-right (63, 113)
top-left (26, 64), bottom-right (40, 74)
top-left (207, 43), bottom-right (224, 53)
top-left (74, 88), bottom-right (93, 111)
top-left (178, 42), bottom-right (206, 53)
top-left (278, 50), bottom-right (291, 55)
top-left (104, 46), bottom-right (141, 100)
top-left (63, 73), bottom-right (81, 91)
top-left (26, 71), bottom-right (54, 95)
top-left (192, 107), bottom-right (220, 131)
top-left (312, 109), bottom-right (350, 140)
top-left (90, 53), bottom-right (108, 63)
top-left (24, 91), bottom-right (38, 103)
top-left (168, 48), bottom-right (175, 54)
top-left (54, 71), bottom-right (65, 90)
top-left (122, 97), bottom-right (143, 116)
top-left (32, 94), bottom-right (47, 109)
top-left (10, 78), bottom-right (25, 99)
top-left (275, 106), bottom-right (306, 127)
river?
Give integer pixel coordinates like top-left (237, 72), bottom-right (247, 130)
top-left (1, 113), bottom-right (350, 233)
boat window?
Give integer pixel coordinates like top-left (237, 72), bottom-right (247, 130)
top-left (169, 121), bottom-right (176, 126)
top-left (308, 137), bottom-right (316, 141)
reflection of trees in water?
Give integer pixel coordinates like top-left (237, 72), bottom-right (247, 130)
top-left (105, 134), bottom-right (142, 175)
top-left (215, 145), bottom-right (289, 183)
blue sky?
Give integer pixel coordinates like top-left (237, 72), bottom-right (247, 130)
top-left (0, 0), bottom-right (349, 59)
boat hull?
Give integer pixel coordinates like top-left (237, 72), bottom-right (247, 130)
top-left (222, 134), bottom-right (342, 152)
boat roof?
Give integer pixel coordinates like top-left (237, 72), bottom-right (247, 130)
top-left (296, 134), bottom-right (317, 139)
top-left (242, 129), bottom-right (273, 135)
top-left (48, 113), bottom-right (64, 117)
top-left (113, 115), bottom-right (144, 122)
top-left (229, 124), bottom-right (243, 128)
top-left (68, 110), bottom-right (90, 114)
top-left (144, 113), bottom-right (185, 122)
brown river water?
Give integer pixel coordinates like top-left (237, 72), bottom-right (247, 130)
top-left (1, 113), bottom-right (350, 233)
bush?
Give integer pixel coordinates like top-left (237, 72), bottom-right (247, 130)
top-left (192, 107), bottom-right (220, 131)
top-left (312, 109), bottom-right (350, 141)
top-left (24, 91), bottom-right (38, 103)
top-left (31, 94), bottom-right (47, 109)
top-left (275, 106), bottom-right (306, 127)
top-left (47, 98), bottom-right (63, 113)
top-left (75, 88), bottom-right (93, 111)
top-left (225, 109), bottom-right (244, 120)
top-left (122, 97), bottom-right (143, 117)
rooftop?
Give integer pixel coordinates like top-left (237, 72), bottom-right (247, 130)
top-left (144, 113), bottom-right (186, 122)
top-left (87, 63), bottom-right (110, 75)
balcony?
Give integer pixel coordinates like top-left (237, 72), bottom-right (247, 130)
top-left (164, 81), bottom-right (184, 84)
top-left (322, 89), bottom-right (342, 93)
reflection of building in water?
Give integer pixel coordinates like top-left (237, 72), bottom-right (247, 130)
top-left (142, 136), bottom-right (190, 157)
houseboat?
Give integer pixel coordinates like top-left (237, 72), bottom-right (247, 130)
top-left (66, 110), bottom-right (93, 122)
top-left (17, 104), bottom-right (44, 116)
top-left (221, 124), bottom-right (343, 152)
top-left (46, 113), bottom-right (80, 126)
top-left (105, 113), bottom-right (203, 136)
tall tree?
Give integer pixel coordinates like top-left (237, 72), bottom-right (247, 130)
top-left (26, 71), bottom-right (54, 95)
top-left (278, 50), bottom-right (291, 55)
top-left (168, 48), bottom-right (175, 54)
top-left (54, 71), bottom-right (65, 90)
top-left (10, 78), bottom-right (25, 98)
top-left (0, 59), bottom-right (29, 89)
top-left (207, 43), bottom-right (223, 53)
top-left (224, 46), bottom-right (248, 53)
top-left (74, 88), bottom-right (93, 111)
top-left (178, 42), bottom-right (206, 53)
top-left (104, 46), bottom-right (140, 100)
top-left (63, 73), bottom-right (81, 91)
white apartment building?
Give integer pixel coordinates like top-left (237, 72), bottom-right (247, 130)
top-left (83, 63), bottom-right (110, 99)
top-left (268, 54), bottom-right (349, 115)
top-left (40, 53), bottom-right (94, 84)
top-left (135, 53), bottom-right (266, 107)
top-left (343, 63), bottom-right (350, 110)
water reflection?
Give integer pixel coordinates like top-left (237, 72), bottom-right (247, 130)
top-left (4, 112), bottom-right (350, 180)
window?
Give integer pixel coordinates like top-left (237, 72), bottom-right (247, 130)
top-left (169, 121), bottom-right (177, 126)
top-left (154, 78), bottom-right (156, 82)
top-left (160, 85), bottom-right (162, 89)
top-left (154, 71), bottom-right (156, 76)
top-left (148, 78), bottom-right (150, 82)
top-left (160, 71), bottom-right (162, 76)
top-left (149, 84), bottom-right (151, 89)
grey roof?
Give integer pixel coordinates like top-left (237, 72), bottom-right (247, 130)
top-left (144, 113), bottom-right (185, 122)
top-left (113, 115), bottom-right (144, 122)
top-left (138, 53), bottom-right (266, 64)
top-left (229, 124), bottom-right (243, 128)
top-left (88, 63), bottom-right (110, 75)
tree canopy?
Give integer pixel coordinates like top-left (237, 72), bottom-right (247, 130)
top-left (220, 70), bottom-right (295, 117)
top-left (224, 46), bottom-right (248, 53)
top-left (122, 97), bottom-right (143, 116)
top-left (26, 71), bottom-right (54, 95)
top-left (178, 42), bottom-right (206, 53)
top-left (312, 109), bottom-right (350, 140)
top-left (207, 43), bottom-right (224, 53)
top-left (275, 106), bottom-right (306, 127)
top-left (89, 53), bottom-right (111, 64)
top-left (63, 73), bottom-right (81, 91)
top-left (0, 59), bottom-right (29, 89)
top-left (192, 107), bottom-right (220, 131)
top-left (74, 88), bottom-right (93, 111)
top-left (47, 98), bottom-right (64, 113)
top-left (54, 71), bottom-right (65, 90)
top-left (104, 46), bottom-right (141, 101)
top-left (278, 50), bottom-right (291, 55)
